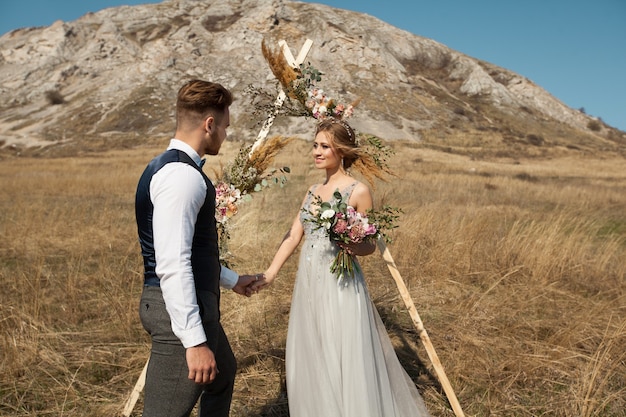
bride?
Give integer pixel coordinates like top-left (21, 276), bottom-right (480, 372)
top-left (251, 117), bottom-right (430, 417)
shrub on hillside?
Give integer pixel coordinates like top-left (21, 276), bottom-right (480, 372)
top-left (527, 134), bottom-right (544, 146)
top-left (587, 119), bottom-right (602, 131)
top-left (45, 90), bottom-right (65, 105)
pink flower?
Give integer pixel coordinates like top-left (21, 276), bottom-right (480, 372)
top-left (348, 224), bottom-right (367, 242)
top-left (333, 219), bottom-right (348, 234)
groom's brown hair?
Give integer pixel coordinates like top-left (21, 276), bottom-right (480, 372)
top-left (175, 79), bottom-right (233, 127)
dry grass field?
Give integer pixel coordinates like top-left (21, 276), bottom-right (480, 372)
top-left (1, 137), bottom-right (625, 417)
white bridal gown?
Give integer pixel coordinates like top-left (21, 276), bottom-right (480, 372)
top-left (285, 183), bottom-right (430, 417)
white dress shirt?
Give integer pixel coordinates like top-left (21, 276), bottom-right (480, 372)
top-left (151, 139), bottom-right (239, 348)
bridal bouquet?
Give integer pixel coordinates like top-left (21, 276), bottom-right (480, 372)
top-left (303, 190), bottom-right (400, 280)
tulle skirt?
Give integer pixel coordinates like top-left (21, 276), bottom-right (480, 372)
top-left (285, 236), bottom-right (430, 417)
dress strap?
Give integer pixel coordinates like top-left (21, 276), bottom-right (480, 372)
top-left (342, 181), bottom-right (359, 199)
top-left (304, 184), bottom-right (320, 206)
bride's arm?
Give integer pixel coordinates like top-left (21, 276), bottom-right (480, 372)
top-left (262, 214), bottom-right (304, 285)
top-left (252, 190), bottom-right (309, 291)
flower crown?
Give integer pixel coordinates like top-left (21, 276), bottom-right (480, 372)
top-left (325, 117), bottom-right (356, 144)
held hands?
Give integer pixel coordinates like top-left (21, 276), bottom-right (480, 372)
top-left (232, 274), bottom-right (258, 297)
top-left (248, 271), bottom-right (275, 294)
top-left (232, 273), bottom-right (273, 297)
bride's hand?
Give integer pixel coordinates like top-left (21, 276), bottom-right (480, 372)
top-left (249, 271), bottom-right (276, 293)
top-left (337, 242), bottom-right (355, 255)
top-left (338, 240), bottom-right (376, 256)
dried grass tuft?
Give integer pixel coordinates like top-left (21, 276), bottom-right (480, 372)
top-left (248, 135), bottom-right (295, 176)
top-left (261, 39), bottom-right (298, 95)
top-left (215, 135), bottom-right (295, 195)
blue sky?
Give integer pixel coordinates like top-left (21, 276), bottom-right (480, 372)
top-left (1, 0), bottom-right (624, 131)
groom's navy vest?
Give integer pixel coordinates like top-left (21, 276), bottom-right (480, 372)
top-left (135, 149), bottom-right (221, 296)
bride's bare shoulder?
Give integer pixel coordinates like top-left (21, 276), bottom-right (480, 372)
top-left (349, 182), bottom-right (373, 209)
top-left (352, 181), bottom-right (371, 196)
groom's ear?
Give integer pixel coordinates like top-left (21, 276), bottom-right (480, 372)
top-left (204, 115), bottom-right (215, 133)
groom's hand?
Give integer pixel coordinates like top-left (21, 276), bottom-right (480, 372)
top-left (186, 343), bottom-right (218, 384)
top-left (232, 274), bottom-right (257, 297)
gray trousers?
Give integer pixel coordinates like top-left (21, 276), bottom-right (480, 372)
top-left (139, 286), bottom-right (236, 417)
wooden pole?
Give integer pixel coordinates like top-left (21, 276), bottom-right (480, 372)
top-left (377, 239), bottom-right (465, 417)
top-left (121, 358), bottom-right (148, 417)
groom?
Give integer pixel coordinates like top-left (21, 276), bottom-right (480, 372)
top-left (135, 79), bottom-right (256, 417)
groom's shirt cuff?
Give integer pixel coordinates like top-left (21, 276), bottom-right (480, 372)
top-left (220, 266), bottom-right (239, 289)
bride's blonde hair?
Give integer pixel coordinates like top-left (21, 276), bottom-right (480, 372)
top-left (315, 118), bottom-right (394, 187)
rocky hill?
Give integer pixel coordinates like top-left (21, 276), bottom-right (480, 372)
top-left (0, 0), bottom-right (623, 157)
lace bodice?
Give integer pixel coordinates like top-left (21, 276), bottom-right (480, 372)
top-left (300, 182), bottom-right (358, 241)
